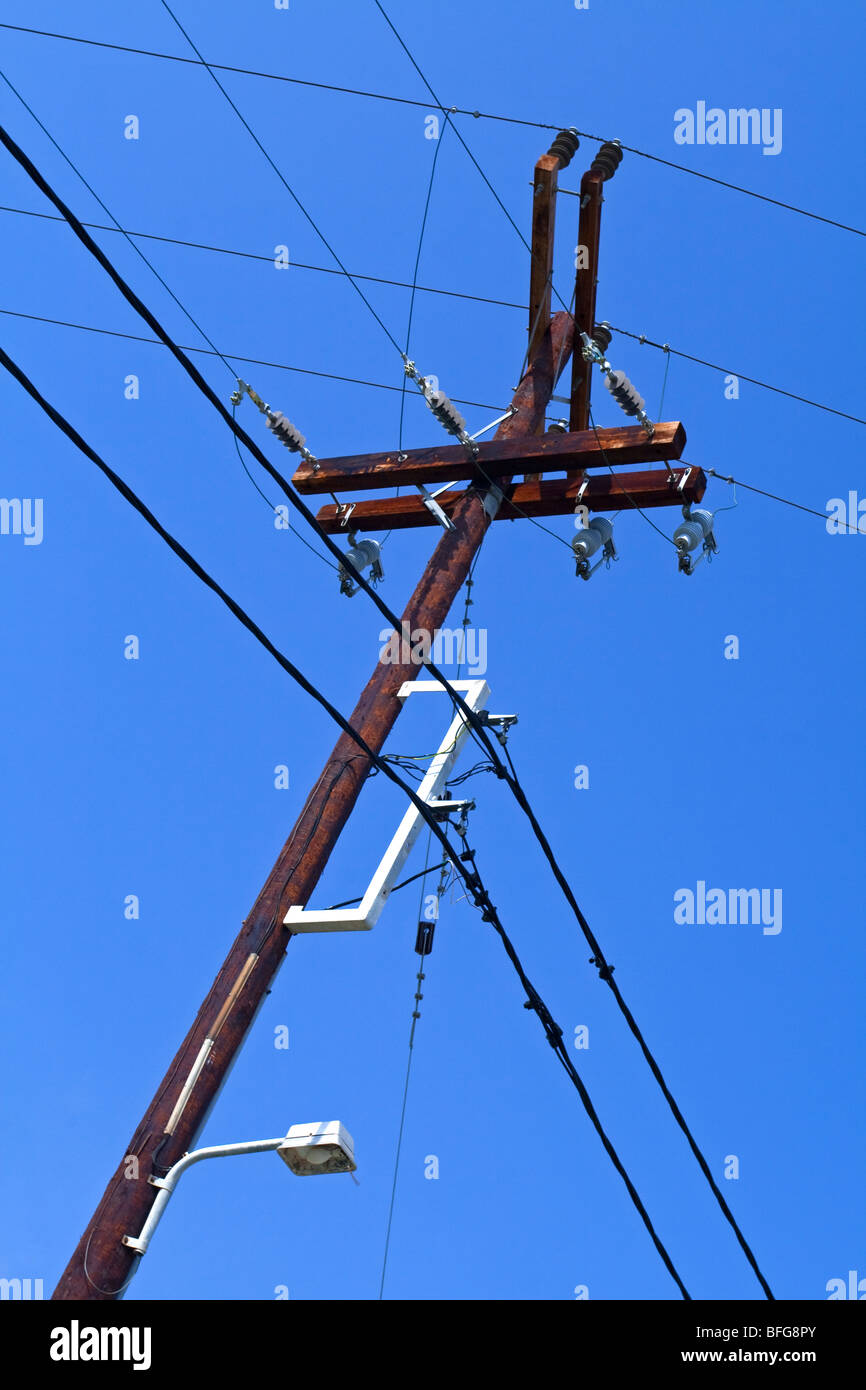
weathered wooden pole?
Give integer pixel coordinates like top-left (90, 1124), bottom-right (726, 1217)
top-left (52, 310), bottom-right (573, 1300)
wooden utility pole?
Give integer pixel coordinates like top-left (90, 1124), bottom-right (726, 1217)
top-left (53, 135), bottom-right (696, 1300)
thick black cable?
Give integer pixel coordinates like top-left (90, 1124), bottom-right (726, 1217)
top-left (229, 401), bottom-right (342, 573)
top-left (2, 23), bottom-right (860, 237)
top-left (496, 739), bottom-right (776, 1301)
top-left (1, 339), bottom-right (689, 1298)
top-left (0, 121), bottom-right (773, 1297)
top-left (454, 836), bottom-right (690, 1300)
top-left (0, 67), bottom-right (236, 376)
top-left (0, 340), bottom-right (477, 904)
top-left (0, 118), bottom-right (509, 774)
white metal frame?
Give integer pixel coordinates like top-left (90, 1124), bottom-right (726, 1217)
top-left (284, 678), bottom-right (490, 933)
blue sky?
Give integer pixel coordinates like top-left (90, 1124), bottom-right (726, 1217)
top-left (0, 0), bottom-right (863, 1301)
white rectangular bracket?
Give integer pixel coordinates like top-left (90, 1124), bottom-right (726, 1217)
top-left (284, 678), bottom-right (490, 933)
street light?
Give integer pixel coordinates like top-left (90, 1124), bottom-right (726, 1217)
top-left (122, 1122), bottom-right (355, 1260)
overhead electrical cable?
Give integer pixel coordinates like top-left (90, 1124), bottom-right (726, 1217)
top-left (2, 21), bottom-right (860, 236)
top-left (0, 119), bottom-right (773, 1297)
top-left (1, 204), bottom-right (860, 426)
top-left (606, 326), bottom-right (866, 427)
top-left (0, 66), bottom-right (236, 376)
top-left (0, 305), bottom-right (504, 411)
top-left (158, 0), bottom-right (404, 358)
top-left (0, 337), bottom-right (690, 1299)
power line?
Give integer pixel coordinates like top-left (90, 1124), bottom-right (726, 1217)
top-left (607, 326), bottom-right (866, 427)
top-left (0, 120), bottom-right (772, 1296)
top-left (705, 468), bottom-right (857, 531)
top-left (3, 202), bottom-right (859, 428)
top-left (588, 405), bottom-right (678, 550)
top-left (0, 203), bottom-right (526, 309)
top-left (398, 110), bottom-right (452, 453)
top-left (446, 822), bottom-right (691, 1299)
top-left (497, 736), bottom-right (775, 1297)
top-left (0, 119), bottom-right (509, 781)
top-left (0, 67), bottom-right (236, 376)
top-left (0, 306), bottom-right (506, 413)
top-left (372, 2), bottom-right (531, 264)
top-left (558, 160), bottom-right (865, 239)
top-left (158, 0), bottom-right (404, 359)
top-left (228, 402), bottom-right (342, 573)
top-left (0, 337), bottom-right (691, 1298)
top-left (2, 21), bottom-right (861, 237)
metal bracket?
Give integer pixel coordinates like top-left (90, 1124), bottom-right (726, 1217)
top-left (482, 484), bottom-right (504, 523)
top-left (676, 466), bottom-right (694, 494)
top-left (476, 710), bottom-right (518, 745)
top-left (284, 679), bottom-right (490, 933)
top-left (426, 797), bottom-right (475, 822)
top-left (416, 485), bottom-right (457, 532)
top-left (468, 405), bottom-right (518, 442)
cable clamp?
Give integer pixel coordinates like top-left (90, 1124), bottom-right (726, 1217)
top-left (589, 955), bottom-right (615, 981)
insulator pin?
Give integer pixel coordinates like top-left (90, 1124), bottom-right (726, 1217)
top-left (591, 140), bottom-right (623, 181)
top-left (547, 128), bottom-right (580, 168)
top-left (605, 369), bottom-right (644, 417)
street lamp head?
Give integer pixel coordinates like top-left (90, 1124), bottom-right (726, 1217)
top-left (277, 1121), bottom-right (356, 1176)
